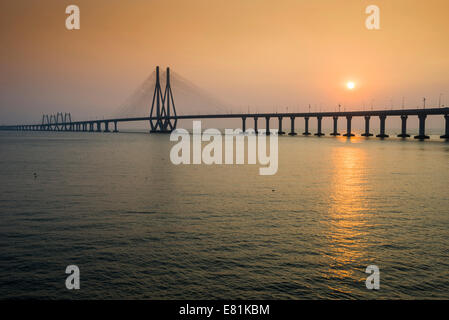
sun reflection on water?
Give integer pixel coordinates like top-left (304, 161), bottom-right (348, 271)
top-left (323, 146), bottom-right (372, 295)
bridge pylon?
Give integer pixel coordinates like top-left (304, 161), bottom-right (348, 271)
top-left (149, 66), bottom-right (177, 133)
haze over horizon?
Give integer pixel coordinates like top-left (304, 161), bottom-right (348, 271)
top-left (1, 0), bottom-right (448, 126)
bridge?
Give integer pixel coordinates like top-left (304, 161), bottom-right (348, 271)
top-left (1, 66), bottom-right (449, 140)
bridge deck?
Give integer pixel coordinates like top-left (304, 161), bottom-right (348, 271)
top-left (1, 107), bottom-right (448, 128)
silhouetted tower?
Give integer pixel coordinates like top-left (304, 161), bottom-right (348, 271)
top-left (162, 67), bottom-right (177, 131)
top-left (149, 66), bottom-right (177, 133)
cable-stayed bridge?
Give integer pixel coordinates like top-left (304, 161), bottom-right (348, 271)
top-left (1, 66), bottom-right (449, 140)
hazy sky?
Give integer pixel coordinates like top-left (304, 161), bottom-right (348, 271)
top-left (1, 0), bottom-right (448, 124)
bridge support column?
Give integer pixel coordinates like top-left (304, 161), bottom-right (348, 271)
top-left (288, 117), bottom-right (297, 135)
top-left (397, 115), bottom-right (410, 138)
top-left (242, 117), bottom-right (246, 132)
top-left (89, 123), bottom-right (94, 132)
top-left (441, 115), bottom-right (449, 139)
top-left (303, 117), bottom-right (311, 135)
top-left (361, 116), bottom-right (373, 137)
top-left (315, 116), bottom-right (324, 136)
top-left (330, 116), bottom-right (340, 136)
top-left (343, 116), bottom-right (355, 137)
top-left (376, 115), bottom-right (389, 138)
top-left (278, 117), bottom-right (285, 134)
top-left (414, 114), bottom-right (430, 140)
top-left (104, 122), bottom-right (110, 132)
top-left (265, 117), bottom-right (270, 135)
top-left (96, 122), bottom-right (101, 132)
top-left (113, 121), bottom-right (118, 133)
top-left (254, 117), bottom-right (258, 134)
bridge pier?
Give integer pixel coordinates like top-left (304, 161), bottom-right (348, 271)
top-left (278, 117), bottom-right (285, 134)
top-left (361, 116), bottom-right (373, 137)
top-left (242, 117), bottom-right (246, 132)
top-left (288, 117), bottom-right (297, 135)
top-left (343, 116), bottom-right (355, 137)
top-left (441, 115), bottom-right (449, 139)
top-left (303, 117), bottom-right (311, 135)
top-left (265, 117), bottom-right (271, 135)
top-left (397, 115), bottom-right (410, 138)
top-left (376, 115), bottom-right (389, 138)
top-left (414, 114), bottom-right (430, 140)
top-left (104, 122), bottom-right (110, 132)
top-left (113, 121), bottom-right (118, 133)
top-left (254, 117), bottom-right (258, 134)
top-left (96, 122), bottom-right (101, 132)
top-left (88, 123), bottom-right (94, 132)
top-left (330, 116), bottom-right (340, 136)
top-left (315, 116), bottom-right (324, 136)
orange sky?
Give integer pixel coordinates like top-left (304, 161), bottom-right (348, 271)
top-left (1, 0), bottom-right (448, 123)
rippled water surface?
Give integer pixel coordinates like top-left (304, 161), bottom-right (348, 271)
top-left (1, 131), bottom-right (449, 299)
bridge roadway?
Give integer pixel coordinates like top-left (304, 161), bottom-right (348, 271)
top-left (1, 107), bottom-right (449, 139)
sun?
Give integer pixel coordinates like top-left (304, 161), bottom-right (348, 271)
top-left (346, 81), bottom-right (355, 90)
